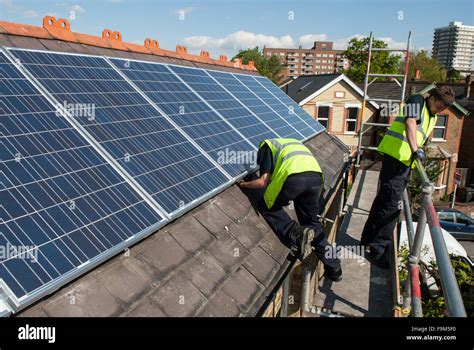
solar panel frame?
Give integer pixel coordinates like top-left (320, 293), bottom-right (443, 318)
top-left (0, 48), bottom-right (168, 314)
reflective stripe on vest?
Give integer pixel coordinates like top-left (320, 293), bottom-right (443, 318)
top-left (259, 138), bottom-right (322, 209)
top-left (377, 95), bottom-right (437, 168)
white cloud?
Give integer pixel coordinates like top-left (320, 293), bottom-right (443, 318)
top-left (173, 7), bottom-right (195, 16)
top-left (183, 31), bottom-right (295, 57)
top-left (1, 0), bottom-right (39, 18)
top-left (70, 4), bottom-right (85, 14)
top-left (377, 36), bottom-right (407, 50)
top-left (332, 34), bottom-right (407, 51)
top-left (22, 9), bottom-right (39, 18)
top-left (332, 34), bottom-right (365, 50)
top-left (182, 31), bottom-right (410, 58)
top-left (298, 34), bottom-right (328, 48)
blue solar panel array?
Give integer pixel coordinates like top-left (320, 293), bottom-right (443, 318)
top-left (166, 65), bottom-right (277, 146)
top-left (9, 49), bottom-right (231, 215)
top-left (206, 70), bottom-right (303, 139)
top-left (0, 51), bottom-right (164, 301)
top-left (108, 58), bottom-right (253, 177)
top-left (1, 47), bottom-right (325, 312)
top-left (233, 74), bottom-right (320, 139)
top-left (252, 75), bottom-right (325, 136)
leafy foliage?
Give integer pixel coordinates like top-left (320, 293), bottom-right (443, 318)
top-left (232, 47), bottom-right (284, 84)
top-left (407, 156), bottom-right (442, 217)
top-left (342, 37), bottom-right (402, 82)
top-left (398, 245), bottom-right (473, 317)
top-left (408, 50), bottom-right (447, 83)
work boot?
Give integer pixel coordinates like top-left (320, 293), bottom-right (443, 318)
top-left (365, 248), bottom-right (390, 270)
top-left (324, 266), bottom-right (343, 282)
top-left (295, 226), bottom-right (315, 261)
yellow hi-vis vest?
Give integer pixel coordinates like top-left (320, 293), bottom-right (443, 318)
top-left (377, 95), bottom-right (437, 168)
top-left (260, 138), bottom-right (322, 209)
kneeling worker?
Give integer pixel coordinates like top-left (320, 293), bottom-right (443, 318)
top-left (238, 138), bottom-right (342, 282)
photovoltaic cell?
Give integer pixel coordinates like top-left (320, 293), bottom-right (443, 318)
top-left (166, 65), bottom-right (277, 147)
top-left (252, 75), bottom-right (326, 136)
top-left (9, 49), bottom-right (230, 214)
top-left (109, 58), bottom-right (255, 177)
top-left (0, 51), bottom-right (164, 300)
top-left (206, 70), bottom-right (302, 139)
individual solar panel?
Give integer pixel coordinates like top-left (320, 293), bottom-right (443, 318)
top-left (166, 65), bottom-right (277, 147)
top-left (206, 70), bottom-right (303, 139)
top-left (233, 74), bottom-right (318, 139)
top-left (109, 58), bottom-right (255, 177)
top-left (0, 50), bottom-right (164, 301)
top-left (252, 75), bottom-right (326, 136)
top-left (9, 49), bottom-right (230, 215)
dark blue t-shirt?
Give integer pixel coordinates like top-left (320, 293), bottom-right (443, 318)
top-left (405, 94), bottom-right (435, 124)
top-left (257, 144), bottom-right (273, 175)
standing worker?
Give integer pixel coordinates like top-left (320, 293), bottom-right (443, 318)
top-left (361, 86), bottom-right (455, 268)
top-left (238, 138), bottom-right (342, 282)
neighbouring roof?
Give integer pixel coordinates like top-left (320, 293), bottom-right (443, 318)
top-left (283, 73), bottom-right (379, 109)
top-left (278, 77), bottom-right (295, 88)
top-left (282, 74), bottom-right (341, 102)
top-left (3, 17), bottom-right (350, 317)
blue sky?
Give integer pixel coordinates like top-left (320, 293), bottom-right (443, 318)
top-left (1, 0), bottom-right (473, 58)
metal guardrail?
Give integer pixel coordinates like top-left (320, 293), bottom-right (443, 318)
top-left (402, 159), bottom-right (467, 317)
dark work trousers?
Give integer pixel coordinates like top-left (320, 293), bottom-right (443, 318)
top-left (360, 154), bottom-right (411, 258)
top-left (258, 171), bottom-right (340, 271)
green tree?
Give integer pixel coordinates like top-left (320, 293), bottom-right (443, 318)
top-left (342, 37), bottom-right (402, 82)
top-left (447, 69), bottom-right (461, 83)
top-left (232, 47), bottom-right (284, 84)
top-left (406, 156), bottom-right (442, 216)
top-left (408, 50), bottom-right (447, 82)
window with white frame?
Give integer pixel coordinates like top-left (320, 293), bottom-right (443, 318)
top-left (316, 105), bottom-right (330, 128)
top-left (345, 107), bottom-right (359, 132)
top-left (433, 115), bottom-right (448, 140)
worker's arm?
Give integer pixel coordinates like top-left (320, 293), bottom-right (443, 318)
top-left (238, 173), bottom-right (270, 189)
top-left (405, 117), bottom-right (419, 154)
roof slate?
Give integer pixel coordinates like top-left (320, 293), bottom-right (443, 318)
top-left (283, 74), bottom-right (342, 103)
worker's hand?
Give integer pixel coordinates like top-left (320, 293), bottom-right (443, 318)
top-left (237, 180), bottom-right (246, 188)
top-left (411, 148), bottom-right (426, 162)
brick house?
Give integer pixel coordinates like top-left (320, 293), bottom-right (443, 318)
top-left (282, 73), bottom-right (379, 154)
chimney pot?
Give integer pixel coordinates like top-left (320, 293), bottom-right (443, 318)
top-left (464, 74), bottom-right (472, 99)
top-left (414, 69), bottom-right (421, 81)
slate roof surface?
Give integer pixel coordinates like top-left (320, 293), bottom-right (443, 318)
top-left (282, 74), bottom-right (342, 103)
